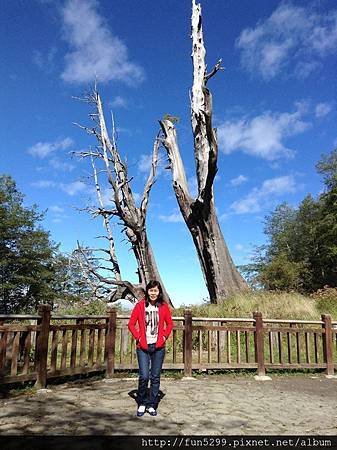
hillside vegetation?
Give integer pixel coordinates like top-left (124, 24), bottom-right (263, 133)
top-left (55, 287), bottom-right (337, 321)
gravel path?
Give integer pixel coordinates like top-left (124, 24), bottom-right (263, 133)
top-left (0, 375), bottom-right (336, 435)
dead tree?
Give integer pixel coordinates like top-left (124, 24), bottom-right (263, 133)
top-left (159, 0), bottom-right (247, 302)
top-left (71, 243), bottom-right (144, 303)
top-left (77, 89), bottom-right (173, 306)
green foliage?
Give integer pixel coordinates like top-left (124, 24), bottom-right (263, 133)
top-left (0, 175), bottom-right (100, 313)
top-left (258, 254), bottom-right (310, 292)
top-left (0, 175), bottom-right (95, 313)
top-left (163, 113), bottom-right (180, 124)
top-left (316, 148), bottom-right (337, 189)
top-left (242, 149), bottom-right (337, 294)
top-left (0, 175), bottom-right (62, 313)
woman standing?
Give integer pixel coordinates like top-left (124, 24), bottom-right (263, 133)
top-left (128, 280), bottom-right (173, 417)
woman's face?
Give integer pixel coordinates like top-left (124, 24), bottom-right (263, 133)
top-left (147, 286), bottom-right (160, 302)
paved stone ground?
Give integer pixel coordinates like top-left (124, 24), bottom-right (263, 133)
top-left (0, 375), bottom-right (336, 435)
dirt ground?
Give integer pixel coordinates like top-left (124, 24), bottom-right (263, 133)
top-left (0, 374), bottom-right (336, 435)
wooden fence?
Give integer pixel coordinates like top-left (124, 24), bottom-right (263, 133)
top-left (0, 305), bottom-right (336, 387)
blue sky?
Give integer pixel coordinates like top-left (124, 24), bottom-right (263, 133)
top-left (1, 0), bottom-right (336, 307)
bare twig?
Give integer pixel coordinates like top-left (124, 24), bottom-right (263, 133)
top-left (204, 58), bottom-right (224, 85)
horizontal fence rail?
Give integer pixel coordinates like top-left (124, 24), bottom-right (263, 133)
top-left (0, 305), bottom-right (336, 387)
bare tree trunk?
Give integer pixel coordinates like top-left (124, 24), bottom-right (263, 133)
top-left (187, 201), bottom-right (248, 299)
top-left (159, 0), bottom-right (247, 302)
top-left (76, 89), bottom-right (174, 306)
top-left (128, 229), bottom-right (171, 302)
top-left (71, 243), bottom-right (145, 303)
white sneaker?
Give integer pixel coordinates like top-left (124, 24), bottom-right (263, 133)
top-left (137, 405), bottom-right (146, 417)
top-left (147, 407), bottom-right (157, 416)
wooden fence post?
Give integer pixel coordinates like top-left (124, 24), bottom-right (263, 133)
top-left (106, 307), bottom-right (117, 378)
top-left (0, 319), bottom-right (6, 380)
top-left (322, 314), bottom-right (334, 376)
top-left (184, 309), bottom-right (192, 377)
top-left (35, 304), bottom-right (51, 389)
top-left (253, 311), bottom-right (266, 377)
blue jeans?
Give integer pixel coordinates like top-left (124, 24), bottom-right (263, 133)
top-left (136, 343), bottom-right (165, 409)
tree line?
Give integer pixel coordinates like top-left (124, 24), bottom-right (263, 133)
top-left (242, 149), bottom-right (337, 294)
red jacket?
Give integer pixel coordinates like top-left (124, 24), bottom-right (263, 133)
top-left (128, 298), bottom-right (173, 350)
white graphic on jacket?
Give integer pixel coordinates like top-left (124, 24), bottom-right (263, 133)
top-left (145, 303), bottom-right (159, 344)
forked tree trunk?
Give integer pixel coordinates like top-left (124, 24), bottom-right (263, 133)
top-left (76, 88), bottom-right (173, 306)
top-left (98, 102), bottom-right (173, 305)
top-left (187, 201), bottom-right (248, 300)
top-left (159, 0), bottom-right (247, 302)
top-left (125, 228), bottom-right (172, 303)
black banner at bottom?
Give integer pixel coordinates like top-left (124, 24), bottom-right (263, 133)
top-left (1, 435), bottom-right (337, 450)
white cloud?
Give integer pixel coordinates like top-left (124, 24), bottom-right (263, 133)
top-left (159, 210), bottom-right (184, 223)
top-left (33, 47), bottom-right (57, 73)
top-left (315, 102), bottom-right (333, 118)
top-left (236, 3), bottom-right (337, 80)
top-left (49, 205), bottom-right (68, 222)
top-left (230, 175), bottom-right (248, 187)
top-left (219, 212), bottom-right (229, 222)
top-left (235, 244), bottom-right (244, 251)
top-left (60, 181), bottom-right (87, 196)
top-left (110, 96), bottom-right (128, 109)
top-left (49, 158), bottom-right (75, 171)
top-left (31, 179), bottom-right (87, 196)
top-left (99, 187), bottom-right (114, 206)
top-left (116, 126), bottom-right (132, 135)
top-left (49, 205), bottom-right (65, 213)
top-left (61, 0), bottom-right (144, 85)
top-left (137, 152), bottom-right (166, 177)
top-left (28, 137), bottom-right (74, 159)
top-left (31, 180), bottom-right (57, 189)
top-left (217, 105), bottom-right (310, 161)
top-left (138, 154), bottom-right (153, 173)
top-left (294, 61), bottom-right (320, 79)
top-left (230, 175), bottom-right (297, 214)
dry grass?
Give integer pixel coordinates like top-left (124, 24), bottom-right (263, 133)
top-left (55, 289), bottom-right (337, 321)
top-left (172, 290), bottom-right (335, 320)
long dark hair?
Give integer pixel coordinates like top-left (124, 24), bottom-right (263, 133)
top-left (145, 280), bottom-right (165, 306)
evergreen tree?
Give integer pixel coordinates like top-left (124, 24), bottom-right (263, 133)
top-left (242, 149), bottom-right (337, 293)
top-left (0, 175), bottom-right (59, 313)
top-left (314, 149), bottom-right (337, 287)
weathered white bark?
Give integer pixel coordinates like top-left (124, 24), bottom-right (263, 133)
top-left (91, 155), bottom-right (122, 282)
top-left (159, 1), bottom-right (248, 302)
top-left (77, 89), bottom-right (173, 306)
